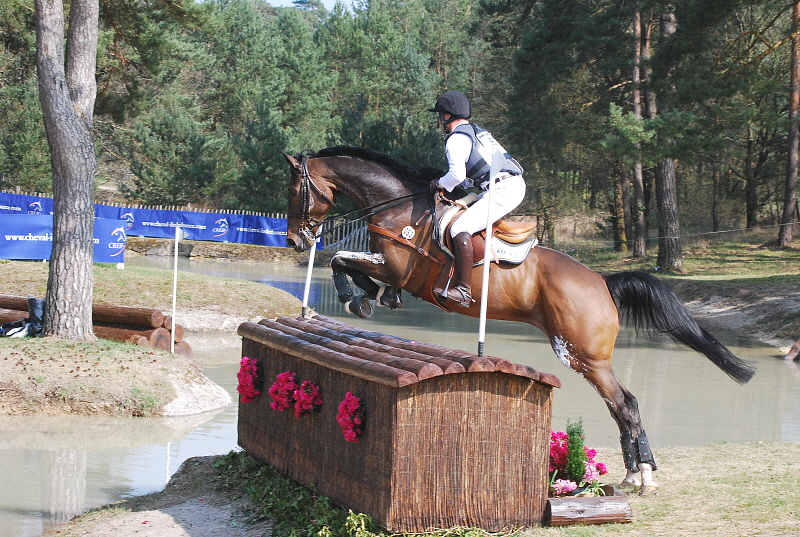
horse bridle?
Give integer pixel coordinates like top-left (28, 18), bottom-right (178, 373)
top-left (288, 153), bottom-right (432, 245)
top-left (288, 155), bottom-right (336, 247)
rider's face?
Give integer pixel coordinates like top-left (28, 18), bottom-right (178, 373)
top-left (438, 113), bottom-right (451, 134)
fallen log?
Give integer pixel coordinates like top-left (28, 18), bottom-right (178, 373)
top-left (162, 316), bottom-right (185, 343)
top-left (0, 295), bottom-right (30, 311)
top-left (92, 304), bottom-right (165, 328)
top-left (0, 308), bottom-right (27, 324)
top-left (94, 325), bottom-right (172, 350)
top-left (546, 487), bottom-right (632, 526)
top-left (0, 295), bottom-right (167, 328)
top-left (174, 340), bottom-right (194, 359)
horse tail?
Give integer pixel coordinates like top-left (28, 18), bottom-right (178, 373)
top-left (603, 271), bottom-right (755, 384)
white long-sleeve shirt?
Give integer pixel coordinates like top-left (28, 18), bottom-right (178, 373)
top-left (438, 131), bottom-right (473, 192)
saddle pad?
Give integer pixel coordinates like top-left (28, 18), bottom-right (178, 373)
top-left (473, 235), bottom-right (538, 267)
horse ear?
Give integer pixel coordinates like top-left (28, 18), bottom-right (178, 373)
top-left (282, 152), bottom-right (302, 172)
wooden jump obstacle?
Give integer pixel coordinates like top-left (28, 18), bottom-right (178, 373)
top-left (0, 294), bottom-right (191, 357)
top-left (237, 314), bottom-right (562, 532)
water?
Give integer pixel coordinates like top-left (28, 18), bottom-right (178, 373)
top-left (1, 256), bottom-right (798, 536)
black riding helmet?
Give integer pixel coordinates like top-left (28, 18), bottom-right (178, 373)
top-left (428, 91), bottom-right (471, 124)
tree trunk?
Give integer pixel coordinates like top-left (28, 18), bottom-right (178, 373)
top-left (655, 157), bottom-right (683, 271)
top-left (631, 9), bottom-right (647, 257)
top-left (779, 0), bottom-right (800, 247)
top-left (744, 129), bottom-right (759, 229)
top-left (652, 7), bottom-right (683, 271)
top-left (712, 157), bottom-right (720, 232)
top-left (612, 163), bottom-right (629, 253)
top-left (35, 0), bottom-right (99, 339)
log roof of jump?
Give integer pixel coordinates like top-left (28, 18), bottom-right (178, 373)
top-left (237, 315), bottom-right (561, 389)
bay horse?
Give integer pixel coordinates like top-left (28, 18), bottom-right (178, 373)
top-left (283, 146), bottom-right (755, 495)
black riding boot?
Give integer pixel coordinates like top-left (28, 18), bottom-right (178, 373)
top-left (440, 231), bottom-right (474, 307)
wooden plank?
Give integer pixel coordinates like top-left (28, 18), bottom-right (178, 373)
top-left (546, 489), bottom-right (632, 526)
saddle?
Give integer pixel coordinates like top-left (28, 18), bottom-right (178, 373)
top-left (436, 196), bottom-right (538, 266)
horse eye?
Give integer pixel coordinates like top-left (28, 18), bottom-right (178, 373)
top-left (288, 186), bottom-right (298, 196)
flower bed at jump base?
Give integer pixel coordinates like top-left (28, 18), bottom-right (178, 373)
top-left (237, 314), bottom-right (562, 532)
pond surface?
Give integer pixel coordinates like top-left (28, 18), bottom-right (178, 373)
top-left (1, 256), bottom-right (798, 537)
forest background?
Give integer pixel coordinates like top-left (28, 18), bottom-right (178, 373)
top-left (2, 0), bottom-right (799, 270)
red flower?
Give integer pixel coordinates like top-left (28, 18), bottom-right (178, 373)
top-left (337, 392), bottom-right (363, 442)
top-left (236, 356), bottom-right (261, 403)
top-left (268, 371), bottom-right (298, 411)
top-left (292, 380), bottom-right (323, 418)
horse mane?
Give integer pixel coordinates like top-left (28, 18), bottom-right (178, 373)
top-left (305, 146), bottom-right (442, 188)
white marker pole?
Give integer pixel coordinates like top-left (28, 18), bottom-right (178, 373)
top-left (478, 147), bottom-right (506, 357)
top-left (171, 227), bottom-right (187, 353)
top-left (301, 229), bottom-right (321, 318)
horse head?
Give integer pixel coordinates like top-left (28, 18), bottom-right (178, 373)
top-left (283, 151), bottom-right (336, 251)
top-left (283, 147), bottom-right (440, 252)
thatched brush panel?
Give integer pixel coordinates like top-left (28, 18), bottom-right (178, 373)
top-left (238, 317), bottom-right (558, 532)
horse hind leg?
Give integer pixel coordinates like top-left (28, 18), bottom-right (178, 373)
top-left (553, 336), bottom-right (659, 495)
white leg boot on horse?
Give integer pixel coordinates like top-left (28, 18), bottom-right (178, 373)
top-left (437, 231), bottom-right (474, 307)
top-left (618, 429), bottom-right (659, 495)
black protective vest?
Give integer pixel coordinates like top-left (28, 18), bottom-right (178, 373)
top-left (445, 124), bottom-right (524, 188)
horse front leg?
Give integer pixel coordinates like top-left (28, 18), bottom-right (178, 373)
top-left (330, 251), bottom-right (402, 318)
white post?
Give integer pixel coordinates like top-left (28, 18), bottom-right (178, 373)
top-left (171, 227), bottom-right (187, 353)
top-left (477, 147), bottom-right (506, 357)
top-left (301, 230), bottom-right (321, 318)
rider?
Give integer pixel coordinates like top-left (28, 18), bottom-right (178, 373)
top-left (428, 90), bottom-right (526, 307)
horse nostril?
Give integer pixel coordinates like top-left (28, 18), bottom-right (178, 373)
top-left (286, 238), bottom-right (296, 249)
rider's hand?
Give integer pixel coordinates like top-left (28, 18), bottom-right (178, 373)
top-left (429, 179), bottom-right (441, 194)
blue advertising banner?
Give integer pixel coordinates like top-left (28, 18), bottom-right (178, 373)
top-left (0, 214), bottom-right (126, 263)
top-left (0, 192), bottom-right (293, 248)
top-left (93, 204), bottom-right (290, 246)
top-left (0, 193), bottom-right (54, 215)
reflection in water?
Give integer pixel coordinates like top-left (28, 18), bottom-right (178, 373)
top-left (1, 255), bottom-right (799, 537)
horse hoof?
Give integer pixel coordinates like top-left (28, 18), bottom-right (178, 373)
top-left (618, 480), bottom-right (639, 494)
top-left (639, 484), bottom-right (659, 496)
top-left (346, 294), bottom-right (374, 319)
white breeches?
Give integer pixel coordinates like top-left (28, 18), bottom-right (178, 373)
top-left (449, 175), bottom-right (526, 237)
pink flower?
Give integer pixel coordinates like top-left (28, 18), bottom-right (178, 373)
top-left (268, 371), bottom-right (298, 411)
top-left (337, 392), bottom-right (363, 442)
top-left (236, 357), bottom-right (261, 403)
top-left (292, 380), bottom-right (323, 418)
top-left (548, 427), bottom-right (608, 494)
top-left (552, 479), bottom-right (578, 495)
top-left (583, 461), bottom-right (600, 483)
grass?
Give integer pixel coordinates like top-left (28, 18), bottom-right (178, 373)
top-left (0, 258), bottom-right (303, 320)
top-left (202, 444), bottom-right (800, 537)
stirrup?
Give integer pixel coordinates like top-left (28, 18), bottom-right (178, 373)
top-left (440, 285), bottom-right (473, 307)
